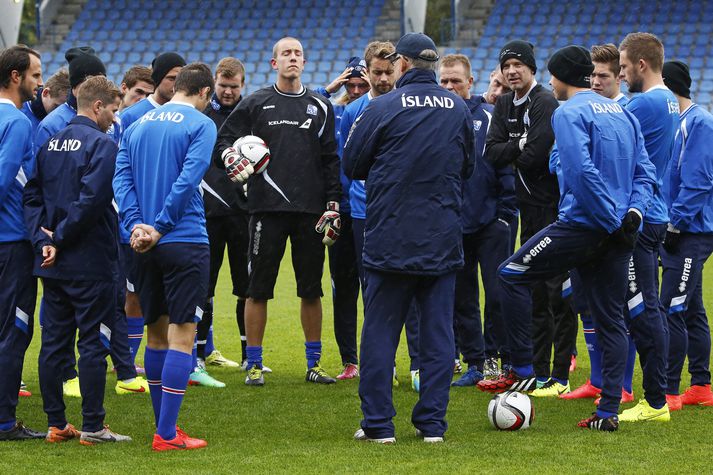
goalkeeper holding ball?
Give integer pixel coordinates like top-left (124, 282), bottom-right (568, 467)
top-left (214, 36), bottom-right (342, 386)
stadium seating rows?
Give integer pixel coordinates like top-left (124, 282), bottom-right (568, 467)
top-left (38, 0), bottom-right (713, 106)
top-left (40, 0), bottom-right (384, 96)
top-left (476, 0), bottom-right (713, 106)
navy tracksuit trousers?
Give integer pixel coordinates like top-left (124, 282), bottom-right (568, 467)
top-left (626, 223), bottom-right (669, 408)
top-left (483, 214), bottom-right (519, 360)
top-left (359, 269), bottom-right (455, 438)
top-left (329, 214), bottom-right (361, 365)
top-left (353, 218), bottom-right (419, 370)
top-left (661, 233), bottom-right (713, 394)
top-left (499, 221), bottom-right (631, 416)
top-left (39, 278), bottom-right (115, 432)
top-left (454, 219), bottom-right (510, 368)
top-left (0, 242), bottom-right (36, 426)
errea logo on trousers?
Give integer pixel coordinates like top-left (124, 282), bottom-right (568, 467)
top-left (522, 236), bottom-right (552, 263)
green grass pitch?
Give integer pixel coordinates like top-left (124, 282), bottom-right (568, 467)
top-left (4, 246), bottom-right (713, 474)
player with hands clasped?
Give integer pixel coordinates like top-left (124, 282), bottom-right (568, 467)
top-left (215, 37), bottom-right (342, 386)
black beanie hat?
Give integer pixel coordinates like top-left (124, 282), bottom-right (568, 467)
top-left (499, 40), bottom-right (537, 73)
top-left (547, 45), bottom-right (594, 88)
top-left (65, 46), bottom-right (106, 88)
top-left (151, 52), bottom-right (186, 86)
top-left (663, 61), bottom-right (691, 99)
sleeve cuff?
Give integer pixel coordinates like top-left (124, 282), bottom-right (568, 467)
top-left (628, 207), bottom-right (643, 221)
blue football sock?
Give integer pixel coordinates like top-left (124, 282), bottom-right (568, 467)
top-left (144, 347), bottom-right (168, 427)
top-left (305, 341), bottom-right (322, 368)
top-left (206, 325), bottom-right (215, 355)
top-left (157, 349), bottom-right (192, 441)
top-left (623, 333), bottom-right (636, 393)
top-left (246, 346), bottom-right (263, 369)
top-left (126, 316), bottom-right (144, 366)
top-left (0, 419), bottom-right (16, 431)
top-left (513, 364), bottom-right (534, 378)
top-left (596, 409), bottom-right (617, 419)
top-left (191, 338), bottom-right (198, 370)
top-left (582, 314), bottom-right (603, 389)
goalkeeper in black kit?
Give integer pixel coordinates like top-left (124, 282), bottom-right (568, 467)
top-left (213, 36), bottom-right (342, 386)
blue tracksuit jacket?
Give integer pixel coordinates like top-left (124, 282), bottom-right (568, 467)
top-left (343, 68), bottom-right (475, 274)
top-left (462, 95), bottom-right (517, 233)
top-left (626, 86), bottom-right (679, 224)
top-left (0, 99), bottom-right (34, 242)
top-left (666, 103), bottom-right (713, 233)
top-left (113, 101), bottom-right (217, 245)
top-left (549, 91), bottom-right (657, 233)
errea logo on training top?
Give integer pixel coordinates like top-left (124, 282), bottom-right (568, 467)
top-left (48, 139), bottom-right (82, 151)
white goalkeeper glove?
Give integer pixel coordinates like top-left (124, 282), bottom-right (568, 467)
top-left (223, 147), bottom-right (254, 184)
top-left (315, 201), bottom-right (341, 246)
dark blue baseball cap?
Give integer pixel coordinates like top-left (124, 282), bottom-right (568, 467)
top-left (346, 56), bottom-right (367, 78)
top-left (386, 32), bottom-right (439, 61)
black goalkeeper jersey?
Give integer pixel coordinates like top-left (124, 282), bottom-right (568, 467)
top-left (213, 84), bottom-right (341, 215)
top-left (202, 95), bottom-right (248, 217)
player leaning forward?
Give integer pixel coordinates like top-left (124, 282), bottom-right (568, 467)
top-left (215, 37), bottom-right (342, 386)
top-left (478, 46), bottom-right (657, 432)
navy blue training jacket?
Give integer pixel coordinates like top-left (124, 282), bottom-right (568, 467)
top-left (343, 68), bottom-right (475, 275)
top-left (24, 116), bottom-right (118, 281)
top-left (461, 95), bottom-right (517, 233)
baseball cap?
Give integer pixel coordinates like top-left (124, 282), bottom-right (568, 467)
top-left (385, 32), bottom-right (440, 62)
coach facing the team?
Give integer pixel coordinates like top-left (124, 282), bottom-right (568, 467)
top-left (343, 32), bottom-right (474, 443)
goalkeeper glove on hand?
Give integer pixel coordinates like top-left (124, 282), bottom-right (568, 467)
top-left (662, 224), bottom-right (681, 254)
top-left (315, 201), bottom-right (341, 246)
top-left (223, 147), bottom-right (254, 183)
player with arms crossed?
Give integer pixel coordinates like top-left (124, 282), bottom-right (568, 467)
top-left (215, 37), bottom-right (341, 387)
top-left (113, 63), bottom-right (216, 451)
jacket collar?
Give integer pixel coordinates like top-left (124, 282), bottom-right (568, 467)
top-left (464, 94), bottom-right (487, 112)
top-left (395, 68), bottom-right (437, 88)
top-left (29, 88), bottom-right (48, 121)
top-left (209, 93), bottom-right (240, 114)
top-left (69, 115), bottom-right (102, 132)
top-left (66, 91), bottom-right (78, 111)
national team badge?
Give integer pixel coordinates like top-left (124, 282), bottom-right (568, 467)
top-left (306, 104), bottom-right (318, 116)
top-left (473, 120), bottom-right (482, 131)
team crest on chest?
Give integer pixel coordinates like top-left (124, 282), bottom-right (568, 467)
top-left (306, 104), bottom-right (318, 116)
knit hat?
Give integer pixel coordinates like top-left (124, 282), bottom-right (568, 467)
top-left (663, 60), bottom-right (691, 99)
top-left (499, 40), bottom-right (537, 73)
top-left (346, 57), bottom-right (367, 79)
top-left (65, 46), bottom-right (106, 88)
top-left (547, 45), bottom-right (594, 88)
top-left (151, 52), bottom-right (186, 86)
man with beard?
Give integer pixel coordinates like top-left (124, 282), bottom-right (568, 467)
top-left (617, 32), bottom-right (679, 423)
top-left (0, 44), bottom-right (46, 441)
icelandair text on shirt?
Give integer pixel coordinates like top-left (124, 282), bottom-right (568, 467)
top-left (401, 94), bottom-right (455, 108)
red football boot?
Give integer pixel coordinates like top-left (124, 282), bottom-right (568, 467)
top-left (666, 394), bottom-right (683, 411)
top-left (680, 384), bottom-right (713, 406)
top-left (476, 369), bottom-right (536, 394)
top-left (560, 379), bottom-right (601, 400)
top-left (594, 388), bottom-right (634, 405)
top-left (152, 428), bottom-right (207, 451)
